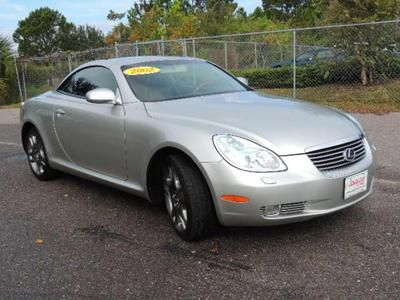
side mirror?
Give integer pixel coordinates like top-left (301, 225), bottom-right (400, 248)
top-left (237, 77), bottom-right (249, 85)
top-left (86, 88), bottom-right (117, 104)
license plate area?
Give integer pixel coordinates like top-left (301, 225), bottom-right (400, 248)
top-left (344, 170), bottom-right (368, 200)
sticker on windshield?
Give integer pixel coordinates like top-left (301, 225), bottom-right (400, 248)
top-left (123, 66), bottom-right (160, 76)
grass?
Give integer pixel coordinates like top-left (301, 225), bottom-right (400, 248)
top-left (260, 80), bottom-right (400, 113)
top-left (0, 103), bottom-right (21, 109)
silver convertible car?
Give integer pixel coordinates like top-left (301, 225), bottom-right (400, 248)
top-left (21, 56), bottom-right (376, 241)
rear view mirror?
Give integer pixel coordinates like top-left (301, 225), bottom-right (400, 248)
top-left (86, 88), bottom-right (117, 104)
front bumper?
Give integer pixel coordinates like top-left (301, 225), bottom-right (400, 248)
top-left (200, 139), bottom-right (376, 227)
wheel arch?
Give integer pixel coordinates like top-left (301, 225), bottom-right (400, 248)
top-left (145, 146), bottom-right (215, 210)
top-left (21, 121), bottom-right (37, 153)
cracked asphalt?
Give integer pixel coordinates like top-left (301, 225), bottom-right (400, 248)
top-left (0, 108), bottom-right (399, 299)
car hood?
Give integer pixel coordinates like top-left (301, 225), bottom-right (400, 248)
top-left (144, 91), bottom-right (361, 155)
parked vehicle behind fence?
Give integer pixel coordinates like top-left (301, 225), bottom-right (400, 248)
top-left (271, 47), bottom-right (345, 68)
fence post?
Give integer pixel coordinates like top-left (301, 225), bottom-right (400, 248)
top-left (135, 41), bottom-right (139, 56)
top-left (182, 39), bottom-right (187, 56)
top-left (13, 56), bottom-right (24, 103)
top-left (192, 39), bottom-right (196, 57)
top-left (161, 37), bottom-right (165, 56)
top-left (254, 42), bottom-right (258, 68)
top-left (292, 30), bottom-right (297, 99)
top-left (22, 63), bottom-right (27, 101)
top-left (224, 41), bottom-right (228, 69)
top-left (67, 55), bottom-right (72, 73)
top-left (157, 40), bottom-right (161, 56)
top-left (115, 42), bottom-right (119, 58)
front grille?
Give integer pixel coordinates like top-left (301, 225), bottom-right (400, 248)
top-left (279, 201), bottom-right (307, 215)
top-left (306, 137), bottom-right (366, 171)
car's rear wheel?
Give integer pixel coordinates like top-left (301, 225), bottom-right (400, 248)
top-left (24, 127), bottom-right (57, 181)
top-left (162, 154), bottom-right (216, 241)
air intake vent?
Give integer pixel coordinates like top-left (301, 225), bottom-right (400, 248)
top-left (306, 137), bottom-right (366, 172)
top-left (259, 201), bottom-right (307, 218)
top-left (279, 202), bottom-right (307, 215)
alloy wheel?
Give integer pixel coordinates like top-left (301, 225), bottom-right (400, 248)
top-left (26, 133), bottom-right (46, 176)
top-left (163, 165), bottom-right (188, 233)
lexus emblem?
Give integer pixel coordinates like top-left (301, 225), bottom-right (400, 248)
top-left (343, 148), bottom-right (356, 162)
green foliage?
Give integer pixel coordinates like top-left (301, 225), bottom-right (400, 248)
top-left (0, 34), bottom-right (13, 103)
top-left (107, 10), bottom-right (126, 21)
top-left (13, 7), bottom-right (74, 56)
top-left (261, 0), bottom-right (327, 25)
top-left (261, 81), bottom-right (400, 113)
top-left (68, 25), bottom-right (106, 51)
top-left (231, 56), bottom-right (400, 89)
top-left (262, 0), bottom-right (309, 22)
top-left (0, 79), bottom-right (8, 103)
top-left (13, 7), bottom-right (106, 57)
top-left (106, 0), bottom-right (288, 43)
top-left (0, 35), bottom-right (12, 77)
top-left (323, 0), bottom-right (399, 24)
top-left (321, 0), bottom-right (400, 84)
top-left (26, 84), bottom-right (53, 99)
top-left (232, 67), bottom-right (293, 88)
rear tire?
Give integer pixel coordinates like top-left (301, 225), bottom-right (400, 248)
top-left (161, 154), bottom-right (216, 241)
top-left (24, 127), bottom-right (57, 181)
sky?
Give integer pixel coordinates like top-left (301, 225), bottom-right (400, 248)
top-left (0, 0), bottom-right (261, 39)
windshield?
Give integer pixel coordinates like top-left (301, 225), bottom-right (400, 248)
top-left (122, 60), bottom-right (249, 102)
top-left (297, 52), bottom-right (314, 61)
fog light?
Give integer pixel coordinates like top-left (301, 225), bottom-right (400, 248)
top-left (260, 204), bottom-right (280, 217)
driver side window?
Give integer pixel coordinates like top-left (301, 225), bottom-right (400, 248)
top-left (297, 52), bottom-right (314, 61)
top-left (58, 66), bottom-right (118, 98)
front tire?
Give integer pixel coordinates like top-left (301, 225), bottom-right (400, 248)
top-left (162, 154), bottom-right (216, 241)
top-left (24, 127), bottom-right (57, 181)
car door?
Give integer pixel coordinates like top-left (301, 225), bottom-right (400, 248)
top-left (296, 51), bottom-right (315, 65)
top-left (53, 66), bottom-right (127, 180)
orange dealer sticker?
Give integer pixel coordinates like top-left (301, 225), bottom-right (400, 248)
top-left (123, 66), bottom-right (160, 76)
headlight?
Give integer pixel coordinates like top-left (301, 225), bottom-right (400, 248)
top-left (213, 135), bottom-right (287, 172)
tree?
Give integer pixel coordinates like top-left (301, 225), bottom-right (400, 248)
top-left (196, 0), bottom-right (238, 35)
top-left (69, 25), bottom-right (106, 51)
top-left (165, 0), bottom-right (201, 39)
top-left (262, 0), bottom-right (311, 22)
top-left (13, 7), bottom-right (106, 56)
top-left (107, 0), bottom-right (286, 43)
top-left (323, 0), bottom-right (399, 24)
top-left (322, 0), bottom-right (400, 85)
top-left (250, 7), bottom-right (265, 19)
top-left (106, 9), bottom-right (132, 44)
top-left (127, 0), bottom-right (157, 25)
top-left (0, 35), bottom-right (13, 103)
top-left (13, 7), bottom-right (75, 56)
top-left (107, 10), bottom-right (126, 21)
top-left (0, 35), bottom-right (12, 78)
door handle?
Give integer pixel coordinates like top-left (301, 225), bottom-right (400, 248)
top-left (55, 109), bottom-right (65, 117)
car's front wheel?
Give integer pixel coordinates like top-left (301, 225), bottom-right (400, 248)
top-left (162, 154), bottom-right (216, 241)
top-left (24, 127), bottom-right (57, 181)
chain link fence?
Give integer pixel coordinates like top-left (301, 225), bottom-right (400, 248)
top-left (11, 20), bottom-right (400, 108)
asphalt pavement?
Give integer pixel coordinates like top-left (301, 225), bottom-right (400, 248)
top-left (0, 108), bottom-right (399, 299)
